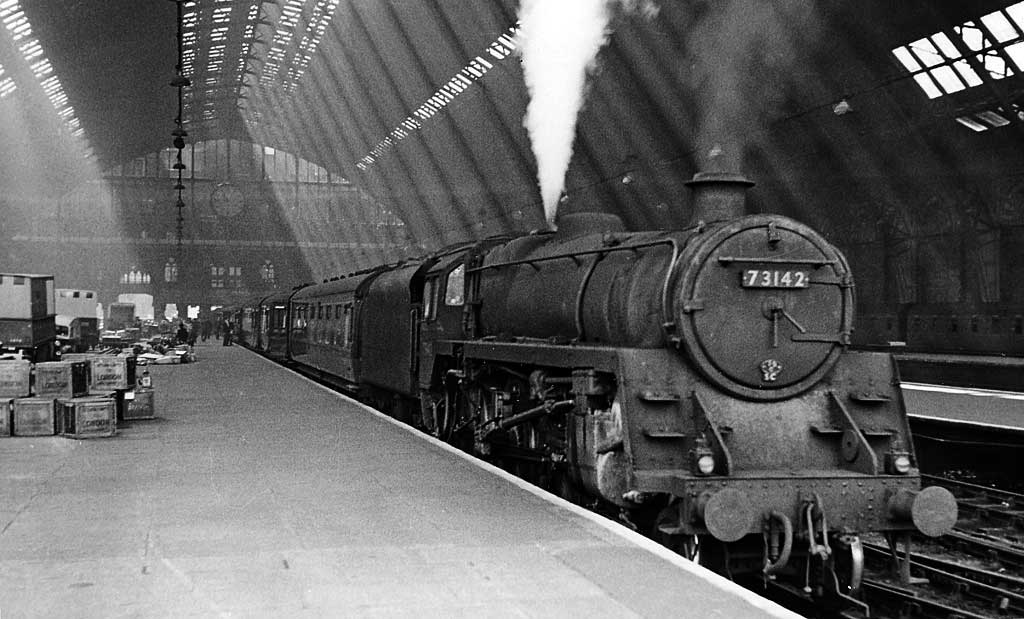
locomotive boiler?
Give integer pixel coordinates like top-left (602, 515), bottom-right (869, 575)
top-left (241, 170), bottom-right (957, 604)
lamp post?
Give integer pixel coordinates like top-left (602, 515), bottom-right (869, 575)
top-left (169, 0), bottom-right (191, 248)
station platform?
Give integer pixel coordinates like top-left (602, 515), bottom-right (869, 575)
top-left (896, 351), bottom-right (1024, 392)
top-left (0, 342), bottom-right (795, 618)
top-left (902, 381), bottom-right (1024, 431)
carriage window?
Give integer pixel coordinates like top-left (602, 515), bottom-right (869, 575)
top-left (343, 304), bottom-right (353, 346)
top-left (424, 277), bottom-right (438, 319)
top-left (318, 304), bottom-right (323, 320)
top-left (445, 264), bottom-right (465, 306)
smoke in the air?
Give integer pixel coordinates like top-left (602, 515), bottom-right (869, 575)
top-left (517, 0), bottom-right (658, 228)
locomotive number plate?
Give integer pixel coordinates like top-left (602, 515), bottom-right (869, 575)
top-left (741, 269), bottom-right (810, 289)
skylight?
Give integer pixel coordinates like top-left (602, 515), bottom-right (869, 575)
top-left (955, 103), bottom-right (1021, 131)
top-left (180, 0), bottom-right (263, 126)
top-left (258, 0), bottom-right (339, 93)
top-left (892, 1), bottom-right (1024, 99)
top-left (0, 62), bottom-right (14, 98)
top-left (0, 0), bottom-right (89, 145)
top-left (355, 23), bottom-right (522, 171)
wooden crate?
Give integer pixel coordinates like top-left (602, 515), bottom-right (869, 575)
top-left (125, 388), bottom-right (155, 420)
top-left (58, 397), bottom-right (116, 439)
top-left (88, 356), bottom-right (135, 391)
top-left (33, 361), bottom-right (88, 398)
top-left (0, 360), bottom-right (31, 398)
top-left (12, 397), bottom-right (56, 436)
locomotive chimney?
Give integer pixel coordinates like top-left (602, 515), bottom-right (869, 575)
top-left (685, 170), bottom-right (755, 227)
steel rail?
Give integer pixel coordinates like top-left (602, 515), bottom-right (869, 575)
top-left (932, 529), bottom-right (1024, 572)
top-left (863, 542), bottom-right (1024, 616)
top-left (861, 579), bottom-right (992, 619)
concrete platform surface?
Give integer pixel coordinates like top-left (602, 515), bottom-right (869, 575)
top-left (0, 342), bottom-right (796, 618)
top-left (903, 382), bottom-right (1024, 431)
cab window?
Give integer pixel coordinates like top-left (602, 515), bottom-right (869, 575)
top-left (445, 264), bottom-right (465, 306)
top-left (423, 277), bottom-right (438, 319)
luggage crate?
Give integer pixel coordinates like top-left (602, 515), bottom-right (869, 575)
top-left (0, 360), bottom-right (31, 398)
top-left (12, 397), bottom-right (57, 436)
top-left (125, 388), bottom-right (155, 420)
top-left (89, 356), bottom-right (136, 391)
top-left (59, 397), bottom-right (116, 439)
top-left (33, 361), bottom-right (88, 398)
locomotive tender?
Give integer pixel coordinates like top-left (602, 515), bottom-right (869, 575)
top-left (238, 172), bottom-right (957, 602)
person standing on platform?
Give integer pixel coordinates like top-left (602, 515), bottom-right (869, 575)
top-left (222, 320), bottom-right (233, 346)
top-left (176, 322), bottom-right (189, 345)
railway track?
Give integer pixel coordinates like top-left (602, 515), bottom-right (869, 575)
top-left (922, 475), bottom-right (1024, 531)
top-left (852, 475), bottom-right (1024, 618)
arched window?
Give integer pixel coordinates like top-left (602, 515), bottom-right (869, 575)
top-left (121, 267), bottom-right (150, 285)
top-left (165, 258), bottom-right (178, 283)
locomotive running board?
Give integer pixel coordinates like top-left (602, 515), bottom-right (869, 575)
top-left (447, 339), bottom-right (621, 371)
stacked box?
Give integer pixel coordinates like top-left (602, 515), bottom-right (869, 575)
top-left (59, 353), bottom-right (94, 385)
top-left (58, 397), bottom-right (116, 439)
top-left (60, 353), bottom-right (94, 363)
top-left (0, 360), bottom-right (31, 398)
top-left (89, 356), bottom-right (134, 391)
top-left (12, 397), bottom-right (56, 436)
top-left (33, 361), bottom-right (88, 398)
top-left (125, 388), bottom-right (155, 420)
top-left (0, 399), bottom-right (10, 436)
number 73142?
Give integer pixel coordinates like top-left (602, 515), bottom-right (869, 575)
top-left (741, 269), bottom-right (809, 289)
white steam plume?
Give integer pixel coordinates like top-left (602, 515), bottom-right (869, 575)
top-left (517, 0), bottom-right (658, 228)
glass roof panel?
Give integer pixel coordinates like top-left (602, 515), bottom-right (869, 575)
top-left (958, 22), bottom-right (986, 51)
top-left (908, 38), bottom-right (944, 67)
top-left (1008, 1), bottom-right (1024, 27)
top-left (953, 59), bottom-right (983, 86)
top-left (956, 115), bottom-right (988, 131)
top-left (931, 33), bottom-right (962, 59)
top-left (980, 9), bottom-right (1017, 42)
top-left (1006, 41), bottom-right (1024, 70)
top-left (980, 49), bottom-right (1014, 78)
top-left (892, 46), bottom-right (922, 71)
top-left (895, 5), bottom-right (1024, 100)
top-left (931, 65), bottom-right (967, 94)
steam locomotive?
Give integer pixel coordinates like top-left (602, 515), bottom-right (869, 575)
top-left (234, 172), bottom-right (957, 605)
